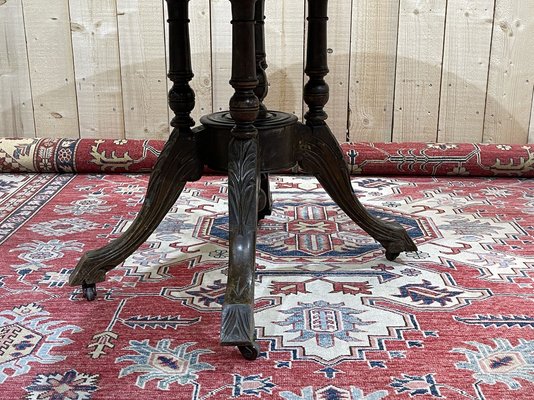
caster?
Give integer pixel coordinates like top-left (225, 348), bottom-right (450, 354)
top-left (385, 252), bottom-right (400, 261)
top-left (238, 342), bottom-right (260, 360)
top-left (82, 282), bottom-right (97, 301)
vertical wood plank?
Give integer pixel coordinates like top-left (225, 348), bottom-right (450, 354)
top-left (393, 0), bottom-right (447, 142)
top-left (323, 0), bottom-right (352, 141)
top-left (438, 0), bottom-right (495, 143)
top-left (483, 1), bottom-right (534, 144)
top-left (264, 1), bottom-right (305, 120)
top-left (0, 0), bottom-right (35, 137)
top-left (189, 0), bottom-right (213, 123)
top-left (210, 0), bottom-right (233, 112)
top-left (348, 0), bottom-right (400, 142)
top-left (529, 88), bottom-right (534, 143)
top-left (117, 0), bottom-right (168, 139)
top-left (70, 0), bottom-right (125, 138)
top-left (22, 0), bottom-right (79, 137)
top-left (11, 0), bottom-right (534, 144)
top-left (211, 1), bottom-right (305, 119)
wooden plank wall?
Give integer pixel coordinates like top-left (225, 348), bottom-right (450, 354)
top-left (0, 0), bottom-right (35, 137)
top-left (2, 0), bottom-right (534, 144)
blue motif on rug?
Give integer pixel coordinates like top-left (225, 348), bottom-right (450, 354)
top-left (25, 369), bottom-right (99, 399)
top-left (232, 374), bottom-right (275, 397)
top-left (208, 205), bottom-right (424, 258)
top-left (280, 385), bottom-right (388, 400)
top-left (453, 339), bottom-right (534, 390)
top-left (116, 339), bottom-right (214, 390)
top-left (0, 175), bottom-right (75, 245)
top-left (276, 300), bottom-right (373, 348)
top-left (0, 304), bottom-right (81, 383)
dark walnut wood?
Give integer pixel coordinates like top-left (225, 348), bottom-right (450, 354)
top-left (199, 111), bottom-right (298, 172)
top-left (69, 0), bottom-right (418, 360)
top-left (220, 0), bottom-right (261, 357)
top-left (258, 173), bottom-right (272, 220)
top-left (69, 127), bottom-right (203, 293)
top-left (303, 0), bottom-right (330, 126)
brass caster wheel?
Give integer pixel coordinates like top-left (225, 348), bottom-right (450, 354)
top-left (238, 342), bottom-right (260, 360)
top-left (82, 282), bottom-right (97, 301)
top-left (385, 252), bottom-right (400, 262)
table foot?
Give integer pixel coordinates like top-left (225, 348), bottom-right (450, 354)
top-left (221, 303), bottom-right (255, 345)
top-left (221, 137), bottom-right (259, 353)
top-left (297, 123), bottom-right (418, 258)
top-left (221, 304), bottom-right (259, 360)
top-left (69, 128), bottom-right (203, 291)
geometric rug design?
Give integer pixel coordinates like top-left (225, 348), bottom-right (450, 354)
top-left (1, 173), bottom-right (533, 399)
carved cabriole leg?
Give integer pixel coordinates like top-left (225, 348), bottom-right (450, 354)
top-left (298, 0), bottom-right (417, 260)
top-left (220, 0), bottom-right (261, 360)
top-left (297, 124), bottom-right (418, 258)
top-left (69, 0), bottom-right (203, 298)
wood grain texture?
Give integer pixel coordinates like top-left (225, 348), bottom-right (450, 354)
top-left (530, 88), bottom-right (534, 143)
top-left (212, 1), bottom-right (306, 120)
top-left (210, 0), bottom-right (233, 113)
top-left (393, 0), bottom-right (447, 142)
top-left (69, 0), bottom-right (125, 138)
top-left (22, 0), bottom-right (79, 138)
top-left (189, 0), bottom-right (213, 123)
top-left (438, 0), bottom-right (495, 143)
top-left (0, 0), bottom-right (35, 138)
top-left (3, 1), bottom-right (534, 144)
top-left (117, 0), bottom-right (168, 139)
top-left (323, 0), bottom-right (352, 141)
top-left (349, 0), bottom-right (400, 142)
top-left (263, 0), bottom-right (305, 119)
top-left (483, 1), bottom-right (534, 144)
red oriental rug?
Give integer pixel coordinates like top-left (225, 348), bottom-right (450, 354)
top-left (1, 137), bottom-right (533, 177)
top-left (0, 138), bottom-right (533, 399)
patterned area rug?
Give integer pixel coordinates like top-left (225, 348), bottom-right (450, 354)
top-left (0, 170), bottom-right (533, 399)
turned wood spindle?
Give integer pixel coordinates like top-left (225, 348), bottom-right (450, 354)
top-left (168, 0), bottom-right (195, 130)
top-left (304, 0), bottom-right (330, 126)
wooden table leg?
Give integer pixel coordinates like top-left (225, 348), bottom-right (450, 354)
top-left (220, 0), bottom-right (261, 360)
top-left (298, 0), bottom-right (418, 260)
top-left (69, 0), bottom-right (203, 299)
